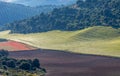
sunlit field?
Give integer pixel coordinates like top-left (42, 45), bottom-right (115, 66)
top-left (0, 26), bottom-right (120, 57)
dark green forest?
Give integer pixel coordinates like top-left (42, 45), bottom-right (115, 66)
top-left (4, 0), bottom-right (120, 33)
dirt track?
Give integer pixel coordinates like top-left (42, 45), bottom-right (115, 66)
top-left (9, 49), bottom-right (120, 76)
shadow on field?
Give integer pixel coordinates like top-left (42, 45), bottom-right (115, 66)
top-left (9, 49), bottom-right (120, 76)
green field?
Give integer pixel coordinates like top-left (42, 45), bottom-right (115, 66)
top-left (0, 26), bottom-right (120, 57)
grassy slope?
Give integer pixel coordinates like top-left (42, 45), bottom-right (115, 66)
top-left (0, 26), bottom-right (120, 57)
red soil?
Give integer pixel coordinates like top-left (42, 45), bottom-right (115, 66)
top-left (0, 41), bottom-right (35, 51)
top-left (1, 41), bottom-right (120, 76)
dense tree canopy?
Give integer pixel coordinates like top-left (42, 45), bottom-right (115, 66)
top-left (3, 0), bottom-right (120, 33)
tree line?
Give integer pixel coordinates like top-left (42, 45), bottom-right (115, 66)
top-left (0, 49), bottom-right (46, 76)
top-left (4, 0), bottom-right (120, 33)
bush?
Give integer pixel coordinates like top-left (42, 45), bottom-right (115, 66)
top-left (32, 59), bottom-right (40, 69)
top-left (3, 65), bottom-right (7, 70)
top-left (19, 62), bottom-right (31, 70)
top-left (7, 60), bottom-right (16, 68)
top-left (42, 68), bottom-right (47, 73)
top-left (0, 50), bottom-right (9, 57)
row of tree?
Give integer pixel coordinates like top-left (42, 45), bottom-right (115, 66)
top-left (0, 50), bottom-right (46, 72)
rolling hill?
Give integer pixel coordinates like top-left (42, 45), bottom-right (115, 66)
top-left (3, 0), bottom-right (120, 33)
top-left (0, 1), bottom-right (58, 26)
top-left (0, 26), bottom-right (120, 57)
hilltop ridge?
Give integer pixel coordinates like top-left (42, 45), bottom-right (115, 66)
top-left (3, 0), bottom-right (120, 33)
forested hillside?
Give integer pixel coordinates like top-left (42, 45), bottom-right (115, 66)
top-left (0, 1), bottom-right (57, 25)
top-left (4, 0), bottom-right (120, 33)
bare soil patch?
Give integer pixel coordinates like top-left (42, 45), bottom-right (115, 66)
top-left (0, 41), bottom-right (35, 51)
top-left (9, 49), bottom-right (120, 76)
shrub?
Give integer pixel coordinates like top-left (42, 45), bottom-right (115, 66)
top-left (0, 50), bottom-right (9, 57)
top-left (19, 62), bottom-right (31, 70)
top-left (32, 59), bottom-right (40, 69)
top-left (3, 65), bottom-right (7, 70)
top-left (7, 60), bottom-right (16, 68)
